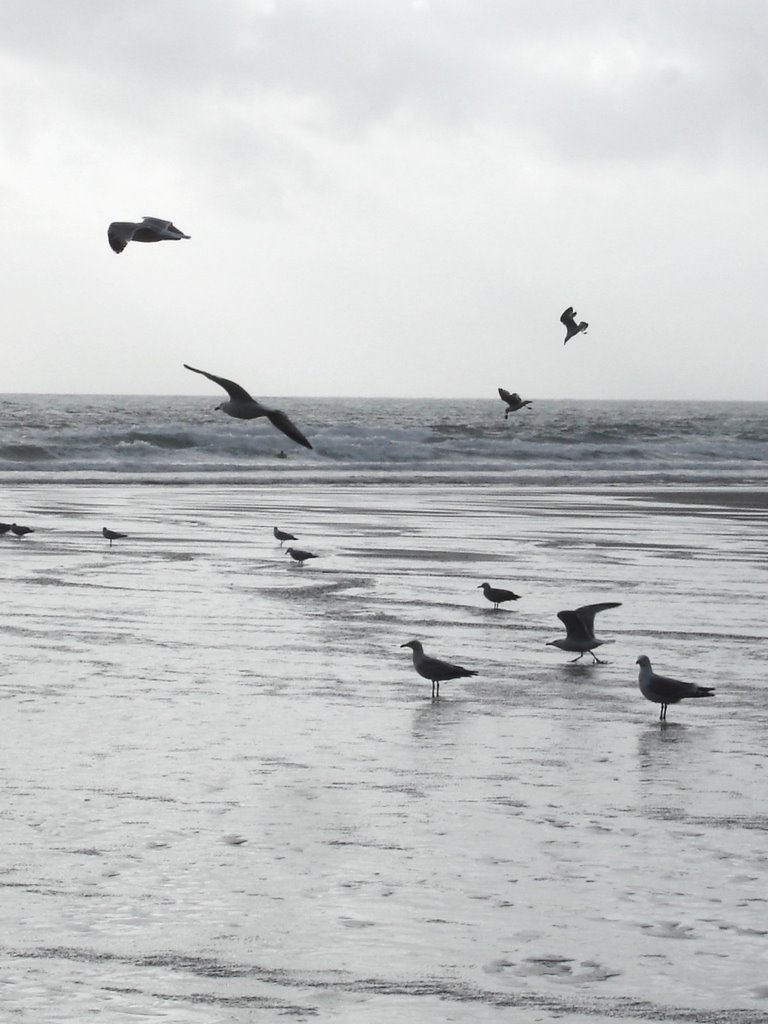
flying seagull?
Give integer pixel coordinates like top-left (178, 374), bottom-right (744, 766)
top-left (10, 524), bottom-right (34, 538)
top-left (636, 655), bottom-right (715, 721)
top-left (400, 640), bottom-right (477, 699)
top-left (478, 582), bottom-right (521, 609)
top-left (498, 388), bottom-right (532, 418)
top-left (560, 306), bottom-right (588, 345)
top-left (273, 527), bottom-right (298, 546)
top-left (103, 526), bottom-right (127, 547)
top-left (285, 547), bottom-right (318, 566)
top-left (184, 364), bottom-right (313, 450)
top-left (107, 217), bottom-right (190, 254)
top-left (547, 602), bottom-right (621, 663)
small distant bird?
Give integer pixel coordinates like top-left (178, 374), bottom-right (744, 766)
top-left (636, 655), bottom-right (715, 721)
top-left (273, 527), bottom-right (297, 546)
top-left (103, 526), bottom-right (127, 547)
top-left (184, 364), bottom-right (312, 450)
top-left (498, 388), bottom-right (532, 418)
top-left (478, 582), bottom-right (521, 609)
top-left (10, 524), bottom-right (34, 538)
top-left (560, 306), bottom-right (589, 345)
top-left (0, 522), bottom-right (12, 535)
top-left (108, 217), bottom-right (190, 254)
top-left (285, 547), bottom-right (318, 567)
top-left (401, 640), bottom-right (477, 699)
top-left (547, 602), bottom-right (621, 663)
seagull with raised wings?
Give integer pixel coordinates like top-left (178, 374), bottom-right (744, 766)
top-left (184, 364), bottom-right (313, 450)
top-left (560, 306), bottom-right (589, 345)
top-left (498, 388), bottom-right (532, 418)
top-left (546, 602), bottom-right (621, 663)
top-left (108, 217), bottom-right (190, 254)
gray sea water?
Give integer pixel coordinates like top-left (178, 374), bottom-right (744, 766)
top-left (1, 395), bottom-right (766, 485)
top-left (1, 398), bottom-right (767, 1021)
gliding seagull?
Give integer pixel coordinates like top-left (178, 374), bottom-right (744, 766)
top-left (184, 364), bottom-right (313, 450)
top-left (547, 602), bottom-right (621, 663)
top-left (108, 217), bottom-right (190, 254)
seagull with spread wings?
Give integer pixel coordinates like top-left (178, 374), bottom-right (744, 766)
top-left (546, 602), bottom-right (621, 663)
top-left (184, 364), bottom-right (313, 450)
top-left (498, 388), bottom-right (532, 418)
top-left (108, 217), bottom-right (190, 254)
top-left (560, 306), bottom-right (589, 345)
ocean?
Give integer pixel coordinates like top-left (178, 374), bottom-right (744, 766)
top-left (1, 395), bottom-right (766, 486)
top-left (1, 396), bottom-right (767, 1023)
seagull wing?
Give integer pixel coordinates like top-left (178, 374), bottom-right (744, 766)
top-left (556, 609), bottom-right (592, 641)
top-left (646, 671), bottom-right (703, 702)
top-left (560, 307), bottom-right (575, 325)
top-left (265, 408), bottom-right (313, 450)
top-left (183, 364), bottom-right (254, 403)
top-left (418, 654), bottom-right (475, 680)
top-left (574, 602), bottom-right (622, 636)
top-left (498, 388), bottom-right (515, 404)
top-left (107, 222), bottom-right (136, 253)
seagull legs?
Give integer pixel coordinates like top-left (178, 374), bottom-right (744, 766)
top-left (431, 680), bottom-right (440, 699)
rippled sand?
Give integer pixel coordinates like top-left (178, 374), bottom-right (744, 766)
top-left (1, 484), bottom-right (767, 1022)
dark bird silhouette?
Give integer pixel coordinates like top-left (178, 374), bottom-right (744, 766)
top-left (10, 524), bottom-right (34, 538)
top-left (636, 655), bottom-right (715, 721)
top-left (103, 527), bottom-right (127, 547)
top-left (108, 216), bottom-right (190, 254)
top-left (478, 582), bottom-right (521, 609)
top-left (273, 527), bottom-right (298, 546)
top-left (184, 364), bottom-right (312, 450)
top-left (560, 306), bottom-right (588, 344)
top-left (498, 388), bottom-right (532, 418)
top-left (546, 602), bottom-right (621, 663)
top-left (400, 640), bottom-right (477, 699)
top-left (0, 522), bottom-right (13, 536)
top-left (285, 547), bottom-right (318, 566)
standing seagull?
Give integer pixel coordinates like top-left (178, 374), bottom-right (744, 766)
top-left (273, 527), bottom-right (298, 546)
top-left (547, 602), bottom-right (621, 663)
top-left (285, 547), bottom-right (318, 567)
top-left (10, 524), bottom-right (34, 538)
top-left (400, 640), bottom-right (477, 699)
top-left (636, 655), bottom-right (715, 721)
top-left (498, 388), bottom-right (532, 418)
top-left (478, 582), bottom-right (521, 609)
top-left (107, 217), bottom-right (190, 254)
top-left (184, 364), bottom-right (313, 450)
top-left (560, 306), bottom-right (589, 345)
top-left (103, 526), bottom-right (127, 548)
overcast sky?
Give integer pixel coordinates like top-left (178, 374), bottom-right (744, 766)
top-left (1, 1), bottom-right (766, 399)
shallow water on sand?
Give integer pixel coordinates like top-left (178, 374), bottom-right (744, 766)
top-left (1, 484), bottom-right (767, 1022)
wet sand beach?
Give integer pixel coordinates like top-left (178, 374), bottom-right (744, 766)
top-left (1, 483), bottom-right (767, 1022)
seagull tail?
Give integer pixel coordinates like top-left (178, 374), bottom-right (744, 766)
top-left (694, 687), bottom-right (715, 698)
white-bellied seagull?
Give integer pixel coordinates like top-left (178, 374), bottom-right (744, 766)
top-left (184, 364), bottom-right (312, 450)
top-left (400, 640), bottom-right (477, 699)
top-left (547, 602), bottom-right (621, 663)
top-left (108, 217), bottom-right (190, 254)
top-left (560, 306), bottom-right (589, 345)
top-left (636, 655), bottom-right (715, 721)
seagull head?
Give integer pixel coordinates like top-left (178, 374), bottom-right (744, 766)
top-left (477, 582), bottom-right (490, 590)
top-left (401, 640), bottom-right (423, 652)
top-left (636, 655), bottom-right (650, 667)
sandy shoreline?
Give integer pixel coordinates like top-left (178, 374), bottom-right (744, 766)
top-left (2, 480), bottom-right (767, 1022)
